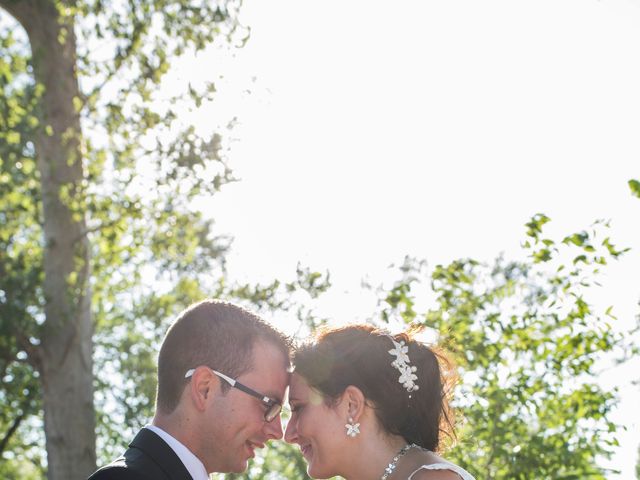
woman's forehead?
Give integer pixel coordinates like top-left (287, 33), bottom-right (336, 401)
top-left (288, 375), bottom-right (325, 407)
top-left (288, 373), bottom-right (311, 397)
top-left (288, 372), bottom-right (308, 388)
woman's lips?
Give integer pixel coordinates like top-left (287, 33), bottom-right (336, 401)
top-left (301, 444), bottom-right (312, 458)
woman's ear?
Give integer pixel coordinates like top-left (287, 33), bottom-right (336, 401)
top-left (342, 385), bottom-right (366, 422)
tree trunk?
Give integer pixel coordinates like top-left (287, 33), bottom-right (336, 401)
top-left (4, 1), bottom-right (97, 478)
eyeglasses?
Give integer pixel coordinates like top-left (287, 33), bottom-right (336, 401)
top-left (184, 367), bottom-right (282, 422)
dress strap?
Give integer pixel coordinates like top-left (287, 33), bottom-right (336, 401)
top-left (408, 463), bottom-right (476, 480)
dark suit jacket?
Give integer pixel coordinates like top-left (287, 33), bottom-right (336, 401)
top-left (88, 428), bottom-right (194, 480)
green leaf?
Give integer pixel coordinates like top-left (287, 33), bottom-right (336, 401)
top-left (629, 179), bottom-right (640, 198)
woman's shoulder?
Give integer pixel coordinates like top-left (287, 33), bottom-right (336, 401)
top-left (402, 449), bottom-right (475, 480)
top-left (408, 467), bottom-right (462, 480)
top-left (407, 462), bottom-right (476, 480)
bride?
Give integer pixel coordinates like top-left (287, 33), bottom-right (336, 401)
top-left (284, 324), bottom-right (475, 480)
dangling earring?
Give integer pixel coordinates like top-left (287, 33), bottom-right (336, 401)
top-left (345, 417), bottom-right (360, 438)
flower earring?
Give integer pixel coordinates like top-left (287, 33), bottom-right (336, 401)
top-left (345, 417), bottom-right (360, 438)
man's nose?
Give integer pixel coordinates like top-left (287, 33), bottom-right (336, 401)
top-left (264, 414), bottom-right (284, 440)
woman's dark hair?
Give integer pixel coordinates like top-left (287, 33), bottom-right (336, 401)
top-left (293, 324), bottom-right (457, 452)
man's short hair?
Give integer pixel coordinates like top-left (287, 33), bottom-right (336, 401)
top-left (155, 299), bottom-right (290, 414)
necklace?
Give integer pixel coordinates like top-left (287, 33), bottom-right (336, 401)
top-left (380, 443), bottom-right (418, 480)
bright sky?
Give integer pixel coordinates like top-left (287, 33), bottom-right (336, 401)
top-left (170, 0), bottom-right (640, 476)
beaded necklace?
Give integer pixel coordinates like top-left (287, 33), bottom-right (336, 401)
top-left (380, 443), bottom-right (419, 480)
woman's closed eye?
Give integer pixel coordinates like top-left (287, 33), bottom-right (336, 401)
top-left (290, 403), bottom-right (305, 413)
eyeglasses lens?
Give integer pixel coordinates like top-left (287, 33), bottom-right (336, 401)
top-left (265, 404), bottom-right (282, 422)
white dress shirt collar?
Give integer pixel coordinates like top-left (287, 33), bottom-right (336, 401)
top-left (145, 425), bottom-right (209, 480)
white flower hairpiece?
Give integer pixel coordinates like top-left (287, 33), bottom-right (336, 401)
top-left (388, 336), bottom-right (419, 393)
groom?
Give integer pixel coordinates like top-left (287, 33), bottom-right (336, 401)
top-left (89, 300), bottom-right (291, 480)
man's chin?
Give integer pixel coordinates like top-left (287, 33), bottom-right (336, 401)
top-left (227, 459), bottom-right (249, 474)
top-left (221, 443), bottom-right (257, 473)
top-left (228, 453), bottom-right (252, 474)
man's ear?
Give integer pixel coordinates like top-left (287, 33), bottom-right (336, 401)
top-left (188, 367), bottom-right (219, 411)
top-left (341, 385), bottom-right (366, 422)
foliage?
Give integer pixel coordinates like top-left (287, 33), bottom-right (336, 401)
top-left (375, 215), bottom-right (637, 479)
top-left (1, 0), bottom-right (638, 475)
top-left (0, 0), bottom-right (255, 476)
top-left (0, 21), bottom-right (46, 480)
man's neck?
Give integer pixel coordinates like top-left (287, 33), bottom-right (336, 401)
top-left (151, 413), bottom-right (189, 447)
top-left (147, 423), bottom-right (209, 480)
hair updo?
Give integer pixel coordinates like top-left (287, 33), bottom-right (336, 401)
top-left (293, 324), bottom-right (456, 452)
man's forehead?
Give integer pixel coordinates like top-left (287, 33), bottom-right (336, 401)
top-left (243, 359), bottom-right (289, 380)
top-left (247, 339), bottom-right (290, 369)
top-left (242, 347), bottom-right (289, 395)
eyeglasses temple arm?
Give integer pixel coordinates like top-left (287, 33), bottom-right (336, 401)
top-left (211, 369), bottom-right (237, 387)
top-left (185, 368), bottom-right (237, 387)
top-left (185, 368), bottom-right (274, 406)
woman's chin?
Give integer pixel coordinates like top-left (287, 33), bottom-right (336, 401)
top-left (307, 463), bottom-right (318, 479)
top-left (307, 463), bottom-right (335, 480)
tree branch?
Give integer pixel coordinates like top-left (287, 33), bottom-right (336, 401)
top-left (0, 0), bottom-right (37, 32)
top-left (72, 217), bottom-right (122, 245)
top-left (0, 410), bottom-right (26, 456)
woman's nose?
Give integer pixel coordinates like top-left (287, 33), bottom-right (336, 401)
top-left (284, 416), bottom-right (298, 444)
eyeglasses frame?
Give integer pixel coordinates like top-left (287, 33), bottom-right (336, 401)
top-left (184, 366), bottom-right (282, 422)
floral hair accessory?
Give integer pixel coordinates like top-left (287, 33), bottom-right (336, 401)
top-left (388, 336), bottom-right (419, 393)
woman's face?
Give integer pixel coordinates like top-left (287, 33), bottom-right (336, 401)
top-left (284, 373), bottom-right (348, 479)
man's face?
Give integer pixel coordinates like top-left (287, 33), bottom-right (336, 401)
top-left (199, 340), bottom-right (289, 473)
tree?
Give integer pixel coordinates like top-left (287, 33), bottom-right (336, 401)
top-left (373, 215), bottom-right (637, 479)
top-left (0, 1), bottom-right (250, 478)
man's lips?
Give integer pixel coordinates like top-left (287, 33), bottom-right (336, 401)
top-left (246, 441), bottom-right (265, 458)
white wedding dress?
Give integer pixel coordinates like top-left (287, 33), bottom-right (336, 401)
top-left (408, 462), bottom-right (476, 480)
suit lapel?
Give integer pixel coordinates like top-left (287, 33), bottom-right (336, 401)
top-left (130, 428), bottom-right (194, 480)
